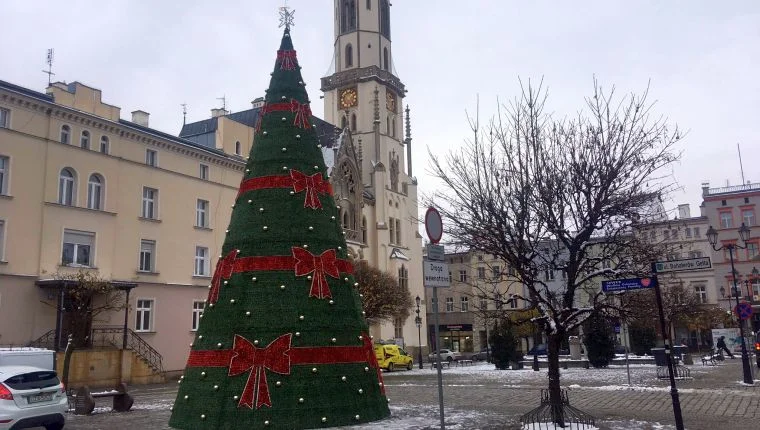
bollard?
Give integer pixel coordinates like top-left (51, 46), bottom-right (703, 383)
top-left (533, 354), bottom-right (540, 371)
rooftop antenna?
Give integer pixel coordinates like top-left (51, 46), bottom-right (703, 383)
top-left (738, 143), bottom-right (746, 184)
top-left (181, 103), bottom-right (188, 125)
top-left (217, 95), bottom-right (227, 111)
top-left (42, 49), bottom-right (55, 86)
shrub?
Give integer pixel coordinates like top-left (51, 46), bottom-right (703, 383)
top-left (489, 317), bottom-right (523, 370)
top-left (629, 322), bottom-right (657, 356)
top-left (583, 311), bottom-right (616, 368)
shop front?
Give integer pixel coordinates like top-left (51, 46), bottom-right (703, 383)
top-left (428, 324), bottom-right (474, 353)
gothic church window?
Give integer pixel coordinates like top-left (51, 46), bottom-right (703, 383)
top-left (351, 113), bottom-right (357, 131)
top-left (367, 0), bottom-right (371, 10)
top-left (383, 48), bottom-right (389, 71)
top-left (341, 0), bottom-right (357, 34)
top-left (345, 44), bottom-right (353, 68)
top-left (380, 0), bottom-right (390, 38)
top-left (362, 216), bottom-right (367, 243)
top-left (341, 115), bottom-right (348, 130)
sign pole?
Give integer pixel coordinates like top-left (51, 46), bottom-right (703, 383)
top-left (424, 207), bottom-right (447, 430)
top-left (651, 261), bottom-right (685, 430)
top-left (432, 286), bottom-right (445, 430)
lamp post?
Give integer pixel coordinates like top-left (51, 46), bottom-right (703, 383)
top-left (415, 295), bottom-right (423, 369)
top-left (706, 223), bottom-right (754, 385)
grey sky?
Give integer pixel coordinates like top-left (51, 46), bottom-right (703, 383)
top-left (2, 0), bottom-right (758, 219)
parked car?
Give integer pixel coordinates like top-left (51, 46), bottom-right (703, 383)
top-left (374, 344), bottom-right (413, 372)
top-left (527, 344), bottom-right (570, 356)
top-left (471, 348), bottom-right (491, 362)
top-left (428, 349), bottom-right (461, 362)
top-left (0, 365), bottom-right (68, 430)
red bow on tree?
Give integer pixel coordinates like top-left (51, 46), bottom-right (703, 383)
top-left (277, 49), bottom-right (298, 71)
top-left (289, 99), bottom-right (312, 129)
top-left (290, 170), bottom-right (329, 209)
top-left (229, 334), bottom-right (292, 409)
top-left (292, 247), bottom-right (341, 299)
top-left (208, 249), bottom-right (239, 305)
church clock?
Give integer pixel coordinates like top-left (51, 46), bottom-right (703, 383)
top-left (339, 87), bottom-right (358, 109)
top-left (385, 90), bottom-right (397, 113)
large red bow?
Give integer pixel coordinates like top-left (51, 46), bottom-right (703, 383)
top-left (292, 247), bottom-right (340, 299)
top-left (229, 334), bottom-right (292, 409)
top-left (208, 250), bottom-right (239, 304)
top-left (289, 99), bottom-right (312, 129)
top-left (290, 170), bottom-right (329, 209)
top-left (277, 49), bottom-right (298, 71)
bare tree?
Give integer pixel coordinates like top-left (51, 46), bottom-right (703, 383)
top-left (352, 260), bottom-right (413, 325)
top-left (429, 79), bottom-right (681, 424)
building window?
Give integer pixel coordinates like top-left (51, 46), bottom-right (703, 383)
top-left (742, 209), bottom-right (755, 227)
top-left (720, 211), bottom-right (733, 229)
top-left (392, 118), bottom-right (396, 137)
top-left (389, 217), bottom-right (396, 244)
top-left (351, 113), bottom-right (357, 131)
top-left (138, 240), bottom-right (156, 272)
top-left (459, 270), bottom-right (467, 283)
top-left (508, 266), bottom-right (516, 277)
top-left (62, 229), bottom-right (94, 267)
top-left (460, 296), bottom-right (469, 312)
top-left (751, 279), bottom-right (760, 296)
top-left (398, 265), bottom-right (408, 290)
top-left (380, 0), bottom-right (390, 38)
top-left (664, 230), bottom-right (670, 240)
top-left (0, 156), bottom-right (8, 195)
top-left (99, 136), bottom-right (109, 154)
top-left (192, 301), bottom-right (205, 331)
top-left (345, 44), bottom-right (353, 68)
top-left (395, 218), bottom-right (401, 245)
top-left (747, 242), bottom-right (759, 260)
top-left (477, 267), bottom-right (486, 279)
top-left (508, 294), bottom-right (518, 309)
top-left (366, 0), bottom-right (371, 9)
top-left (58, 168), bottom-right (76, 206)
top-left (340, 0), bottom-right (357, 33)
top-left (383, 47), bottom-right (389, 71)
top-left (479, 296), bottom-right (488, 311)
top-left (196, 199), bottom-right (209, 228)
top-left (199, 164), bottom-right (209, 180)
top-left (235, 141), bottom-right (241, 156)
top-left (361, 217), bottom-right (367, 243)
top-left (135, 299), bottom-right (154, 332)
top-left (60, 125), bottom-right (70, 144)
top-left (142, 187), bottom-right (158, 219)
top-left (0, 108), bottom-right (9, 128)
top-left (448, 271), bottom-right (452, 282)
top-left (544, 268), bottom-right (555, 281)
top-left (87, 174), bottom-right (103, 210)
top-left (688, 250), bottom-right (703, 259)
top-left (195, 246), bottom-right (209, 276)
top-left (445, 297), bottom-right (454, 312)
top-left (685, 227), bottom-right (692, 238)
top-left (80, 131), bottom-right (90, 149)
top-left (0, 220), bottom-right (5, 261)
top-left (146, 149), bottom-right (157, 167)
top-left (386, 115), bottom-right (390, 134)
top-left (693, 284), bottom-right (707, 304)
top-left (492, 266), bottom-right (501, 280)
top-left (393, 317), bottom-right (404, 338)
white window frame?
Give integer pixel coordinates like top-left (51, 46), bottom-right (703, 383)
top-left (748, 243), bottom-right (759, 260)
top-left (62, 229), bottom-right (94, 267)
top-left (460, 296), bottom-right (469, 312)
top-left (492, 266), bottom-right (501, 280)
top-left (479, 296), bottom-right (488, 311)
top-left (0, 220), bottom-right (6, 261)
top-left (60, 124), bottom-right (71, 145)
top-left (199, 164), bottom-right (209, 180)
top-left (693, 284), bottom-right (707, 304)
top-left (135, 298), bottom-right (154, 332)
top-left (743, 209), bottom-right (755, 227)
top-left (477, 267), bottom-right (486, 279)
top-left (87, 174), bottom-right (103, 210)
top-left (80, 130), bottom-right (90, 149)
top-left (393, 317), bottom-right (403, 338)
top-left (0, 107), bottom-right (9, 128)
top-left (720, 212), bottom-right (733, 229)
top-left (58, 168), bottom-right (76, 206)
top-left (508, 294), bottom-right (518, 309)
top-left (0, 155), bottom-right (8, 195)
top-left (192, 301), bottom-right (205, 331)
top-left (196, 199), bottom-right (209, 228)
top-left (99, 136), bottom-right (109, 154)
top-left (545, 268), bottom-right (555, 281)
top-left (142, 187), bottom-right (158, 219)
top-left (459, 270), bottom-right (467, 283)
top-left (194, 246), bottom-right (209, 276)
top-left (145, 149), bottom-right (158, 167)
top-left (445, 297), bottom-right (454, 312)
top-left (139, 239), bottom-right (156, 272)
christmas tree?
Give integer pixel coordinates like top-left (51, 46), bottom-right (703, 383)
top-left (169, 13), bottom-right (390, 429)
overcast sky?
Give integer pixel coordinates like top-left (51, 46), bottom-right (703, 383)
top-left (2, 0), bottom-right (759, 222)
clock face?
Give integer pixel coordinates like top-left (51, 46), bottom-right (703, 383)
top-left (386, 90), bottom-right (396, 113)
top-left (339, 88), bottom-right (358, 109)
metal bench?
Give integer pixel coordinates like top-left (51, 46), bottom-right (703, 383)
top-left (430, 360), bottom-right (451, 369)
top-left (457, 359), bottom-right (474, 367)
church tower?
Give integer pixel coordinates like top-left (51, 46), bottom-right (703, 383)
top-left (321, 1), bottom-right (425, 354)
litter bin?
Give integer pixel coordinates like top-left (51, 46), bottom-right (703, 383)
top-left (569, 336), bottom-right (582, 360)
top-left (672, 345), bottom-right (686, 363)
top-left (651, 348), bottom-right (668, 367)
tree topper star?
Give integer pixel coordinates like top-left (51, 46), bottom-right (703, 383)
top-left (279, 6), bottom-right (295, 29)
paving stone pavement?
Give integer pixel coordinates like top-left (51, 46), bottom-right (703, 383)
top-left (64, 358), bottom-right (760, 429)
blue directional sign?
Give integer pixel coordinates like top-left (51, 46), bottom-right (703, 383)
top-left (601, 277), bottom-right (657, 293)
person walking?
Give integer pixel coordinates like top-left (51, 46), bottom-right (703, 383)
top-left (716, 336), bottom-right (735, 359)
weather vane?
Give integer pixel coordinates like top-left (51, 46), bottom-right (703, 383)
top-left (279, 1), bottom-right (295, 29)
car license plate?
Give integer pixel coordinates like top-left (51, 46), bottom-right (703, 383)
top-left (28, 393), bottom-right (53, 403)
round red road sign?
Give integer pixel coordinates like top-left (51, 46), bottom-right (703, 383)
top-left (425, 207), bottom-right (443, 244)
top-left (735, 302), bottom-right (753, 321)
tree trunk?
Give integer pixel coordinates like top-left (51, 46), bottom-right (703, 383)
top-left (547, 331), bottom-right (565, 426)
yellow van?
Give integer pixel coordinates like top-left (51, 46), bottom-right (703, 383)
top-left (374, 344), bottom-right (414, 371)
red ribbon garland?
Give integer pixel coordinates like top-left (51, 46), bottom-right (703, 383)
top-left (276, 49), bottom-right (298, 70)
top-left (186, 333), bottom-right (384, 409)
top-left (237, 170), bottom-right (332, 209)
top-left (259, 99), bottom-right (312, 130)
top-left (206, 247), bottom-right (353, 305)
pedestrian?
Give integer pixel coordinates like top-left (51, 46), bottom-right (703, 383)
top-left (716, 336), bottom-right (735, 359)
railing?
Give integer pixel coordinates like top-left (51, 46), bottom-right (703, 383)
top-left (707, 182), bottom-right (760, 196)
top-left (90, 326), bottom-right (164, 374)
top-left (320, 65), bottom-right (406, 95)
top-left (27, 329), bottom-right (56, 350)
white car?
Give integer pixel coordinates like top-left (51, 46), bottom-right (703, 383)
top-left (428, 349), bottom-right (462, 362)
top-left (0, 366), bottom-right (67, 430)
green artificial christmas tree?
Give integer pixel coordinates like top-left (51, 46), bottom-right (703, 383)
top-left (169, 14), bottom-right (390, 429)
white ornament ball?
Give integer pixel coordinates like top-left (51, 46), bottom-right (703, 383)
top-left (299, 315), bottom-right (305, 321)
top-left (282, 117), bottom-right (287, 122)
top-left (263, 226), bottom-right (268, 231)
top-left (282, 147), bottom-right (287, 152)
top-left (230, 299), bottom-right (235, 304)
top-left (201, 414), bottom-right (206, 420)
top-left (322, 418), bottom-right (327, 423)
top-left (213, 385), bottom-right (219, 390)
top-left (341, 376), bottom-right (347, 381)
top-left (296, 134), bottom-right (301, 139)
top-left (275, 381), bottom-right (282, 387)
top-left (280, 284), bottom-right (286, 290)
top-left (184, 395), bottom-right (189, 400)
top-left (331, 338), bottom-right (337, 343)
top-left (299, 398), bottom-right (304, 403)
top-left (217, 342), bottom-right (222, 348)
top-left (355, 415), bottom-right (360, 420)
top-left (312, 367), bottom-right (318, 373)
top-left (252, 277), bottom-right (257, 282)
top-left (263, 131), bottom-right (268, 136)
top-left (295, 332), bottom-right (301, 337)
top-left (358, 389), bottom-right (363, 394)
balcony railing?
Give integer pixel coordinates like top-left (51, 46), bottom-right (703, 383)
top-left (706, 182), bottom-right (760, 196)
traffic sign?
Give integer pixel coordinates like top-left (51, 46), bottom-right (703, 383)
top-left (425, 207), bottom-right (443, 244)
top-left (654, 257), bottom-right (711, 273)
top-left (601, 277), bottom-right (657, 293)
top-left (735, 302), bottom-right (753, 321)
top-left (423, 261), bottom-right (450, 288)
top-left (426, 244), bottom-right (445, 261)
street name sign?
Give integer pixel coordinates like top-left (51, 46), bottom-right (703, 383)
top-left (601, 277), bottom-right (657, 293)
top-left (426, 244), bottom-right (445, 262)
top-left (423, 261), bottom-right (450, 288)
top-left (654, 257), bottom-right (711, 273)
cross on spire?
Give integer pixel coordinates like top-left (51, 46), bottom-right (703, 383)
top-left (279, 2), bottom-right (295, 29)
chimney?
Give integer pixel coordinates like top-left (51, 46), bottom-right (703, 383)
top-left (211, 108), bottom-right (229, 118)
top-left (677, 204), bottom-right (691, 219)
top-left (251, 97), bottom-right (265, 109)
top-left (131, 110), bottom-right (150, 127)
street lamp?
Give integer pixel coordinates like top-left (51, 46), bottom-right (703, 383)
top-left (706, 223), bottom-right (754, 384)
top-left (415, 295), bottom-right (423, 369)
